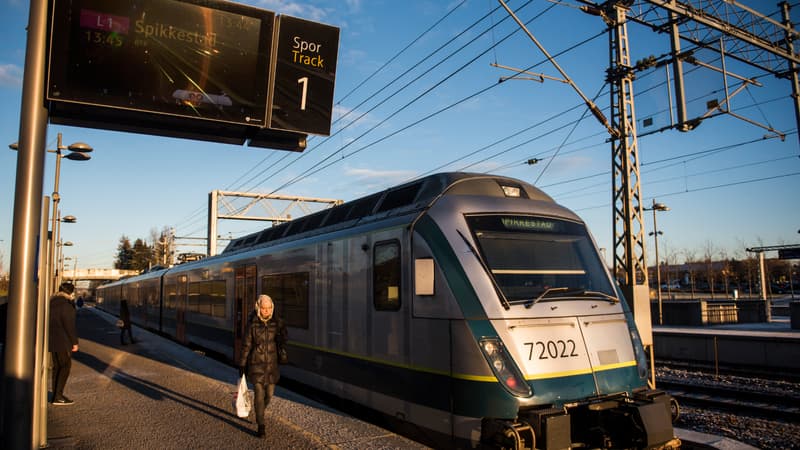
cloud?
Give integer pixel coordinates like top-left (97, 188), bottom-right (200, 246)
top-left (345, 167), bottom-right (416, 186)
top-left (0, 64), bottom-right (22, 87)
top-left (253, 0), bottom-right (328, 21)
top-left (344, 0), bottom-right (361, 12)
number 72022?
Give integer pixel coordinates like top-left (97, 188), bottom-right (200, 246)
top-left (523, 340), bottom-right (579, 360)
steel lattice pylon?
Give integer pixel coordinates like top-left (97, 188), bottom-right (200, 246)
top-left (207, 190), bottom-right (342, 256)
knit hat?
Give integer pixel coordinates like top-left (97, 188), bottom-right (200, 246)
top-left (60, 282), bottom-right (75, 295)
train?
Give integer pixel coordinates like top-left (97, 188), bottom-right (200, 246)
top-left (96, 172), bottom-right (679, 449)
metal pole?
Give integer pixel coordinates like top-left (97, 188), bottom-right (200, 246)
top-left (2, 0), bottom-right (50, 447)
top-left (32, 197), bottom-right (50, 447)
top-left (49, 134), bottom-right (63, 293)
top-left (758, 252), bottom-right (772, 321)
top-left (653, 202), bottom-right (663, 325)
top-left (668, 11), bottom-right (689, 130)
top-left (781, 2), bottom-right (800, 149)
top-left (56, 216), bottom-right (60, 288)
top-left (208, 190), bottom-right (218, 257)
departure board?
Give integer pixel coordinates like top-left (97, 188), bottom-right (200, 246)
top-left (47, 0), bottom-right (275, 127)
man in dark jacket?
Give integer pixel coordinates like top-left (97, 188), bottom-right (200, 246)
top-left (119, 299), bottom-right (136, 345)
top-left (238, 294), bottom-right (288, 438)
top-left (49, 282), bottom-right (79, 405)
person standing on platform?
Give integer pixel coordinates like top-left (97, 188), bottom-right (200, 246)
top-left (119, 299), bottom-right (136, 345)
top-left (238, 294), bottom-right (288, 438)
top-left (49, 282), bottom-right (79, 405)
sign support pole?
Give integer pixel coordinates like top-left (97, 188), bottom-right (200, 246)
top-left (2, 0), bottom-right (50, 448)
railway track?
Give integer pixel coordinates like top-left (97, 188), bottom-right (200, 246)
top-left (658, 379), bottom-right (800, 422)
top-left (656, 358), bottom-right (800, 383)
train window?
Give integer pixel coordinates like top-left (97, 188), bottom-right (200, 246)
top-left (164, 283), bottom-right (177, 310)
top-left (325, 203), bottom-right (351, 226)
top-left (188, 280), bottom-right (227, 317)
top-left (256, 228), bottom-right (274, 244)
top-left (373, 240), bottom-right (401, 311)
top-left (346, 193), bottom-right (381, 220)
top-left (262, 272), bottom-right (309, 329)
top-left (376, 182), bottom-right (421, 212)
top-left (303, 209), bottom-right (328, 231)
top-left (466, 215), bottom-right (615, 305)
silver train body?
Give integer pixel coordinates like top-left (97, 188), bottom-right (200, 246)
top-left (97, 173), bottom-right (678, 449)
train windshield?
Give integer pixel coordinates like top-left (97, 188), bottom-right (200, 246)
top-left (466, 215), bottom-right (616, 305)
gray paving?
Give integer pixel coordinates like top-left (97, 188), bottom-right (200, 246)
top-left (46, 306), bottom-right (427, 449)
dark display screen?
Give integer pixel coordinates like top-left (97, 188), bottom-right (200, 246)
top-left (47, 0), bottom-right (275, 127)
top-left (270, 15), bottom-right (339, 136)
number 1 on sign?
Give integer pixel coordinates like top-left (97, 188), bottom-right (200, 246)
top-left (298, 77), bottom-right (308, 110)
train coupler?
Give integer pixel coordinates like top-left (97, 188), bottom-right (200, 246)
top-left (519, 408), bottom-right (571, 450)
top-left (482, 419), bottom-right (535, 450)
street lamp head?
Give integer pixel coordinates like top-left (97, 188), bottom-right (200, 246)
top-left (647, 202), bottom-right (669, 212)
top-left (9, 142), bottom-right (18, 150)
top-left (64, 151), bottom-right (91, 161)
top-left (66, 142), bottom-right (93, 153)
top-left (61, 215), bottom-right (77, 223)
top-left (648, 231), bottom-right (663, 236)
top-left (62, 241), bottom-right (74, 247)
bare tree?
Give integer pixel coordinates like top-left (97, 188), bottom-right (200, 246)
top-left (148, 226), bottom-right (175, 268)
top-left (718, 249), bottom-right (733, 299)
top-left (661, 240), bottom-right (680, 297)
top-left (682, 248), bottom-right (698, 298)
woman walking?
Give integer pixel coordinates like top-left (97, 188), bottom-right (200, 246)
top-left (238, 294), bottom-right (288, 438)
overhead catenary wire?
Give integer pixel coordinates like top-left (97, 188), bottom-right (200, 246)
top-left (571, 170), bottom-right (800, 212)
top-left (550, 131), bottom-right (797, 201)
top-left (232, 0), bottom-right (533, 195)
top-left (171, 1), bottom-right (478, 235)
top-left (170, 1), bottom-right (798, 244)
top-left (266, 1), bottom-right (552, 195)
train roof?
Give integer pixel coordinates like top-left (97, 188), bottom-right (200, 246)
top-left (222, 172), bottom-right (554, 255)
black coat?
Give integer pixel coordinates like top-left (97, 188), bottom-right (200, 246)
top-left (238, 312), bottom-right (287, 385)
top-left (49, 292), bottom-right (78, 353)
top-left (120, 301), bottom-right (132, 329)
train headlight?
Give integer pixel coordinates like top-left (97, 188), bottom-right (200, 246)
top-left (479, 337), bottom-right (532, 397)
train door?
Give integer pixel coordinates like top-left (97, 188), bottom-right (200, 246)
top-left (176, 274), bottom-right (188, 343)
top-left (234, 265), bottom-right (257, 362)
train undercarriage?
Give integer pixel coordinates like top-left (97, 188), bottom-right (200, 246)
top-left (481, 390), bottom-right (681, 450)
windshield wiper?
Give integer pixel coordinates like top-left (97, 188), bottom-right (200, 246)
top-left (512, 287), bottom-right (620, 308)
top-left (514, 287), bottom-right (569, 308)
top-left (562, 289), bottom-right (620, 304)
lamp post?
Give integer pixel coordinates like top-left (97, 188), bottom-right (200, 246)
top-left (47, 134), bottom-right (91, 292)
top-left (11, 133), bottom-right (92, 293)
top-left (62, 257), bottom-right (72, 281)
top-left (54, 215), bottom-right (76, 288)
top-left (62, 256), bottom-right (77, 283)
top-left (56, 241), bottom-right (73, 289)
top-left (644, 199), bottom-right (669, 325)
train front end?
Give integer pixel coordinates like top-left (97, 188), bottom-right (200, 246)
top-left (418, 178), bottom-right (679, 449)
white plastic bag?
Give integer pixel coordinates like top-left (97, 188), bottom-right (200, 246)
top-left (234, 374), bottom-right (251, 418)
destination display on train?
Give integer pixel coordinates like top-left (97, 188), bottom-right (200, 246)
top-left (47, 0), bottom-right (276, 127)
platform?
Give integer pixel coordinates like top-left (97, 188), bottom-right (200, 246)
top-left (653, 314), bottom-right (800, 372)
top-left (44, 306), bottom-right (427, 449)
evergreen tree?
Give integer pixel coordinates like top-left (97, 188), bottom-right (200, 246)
top-left (131, 238), bottom-right (152, 271)
top-left (114, 236), bottom-right (134, 270)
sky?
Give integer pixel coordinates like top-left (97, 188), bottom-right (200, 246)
top-left (1, 0), bottom-right (799, 274)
